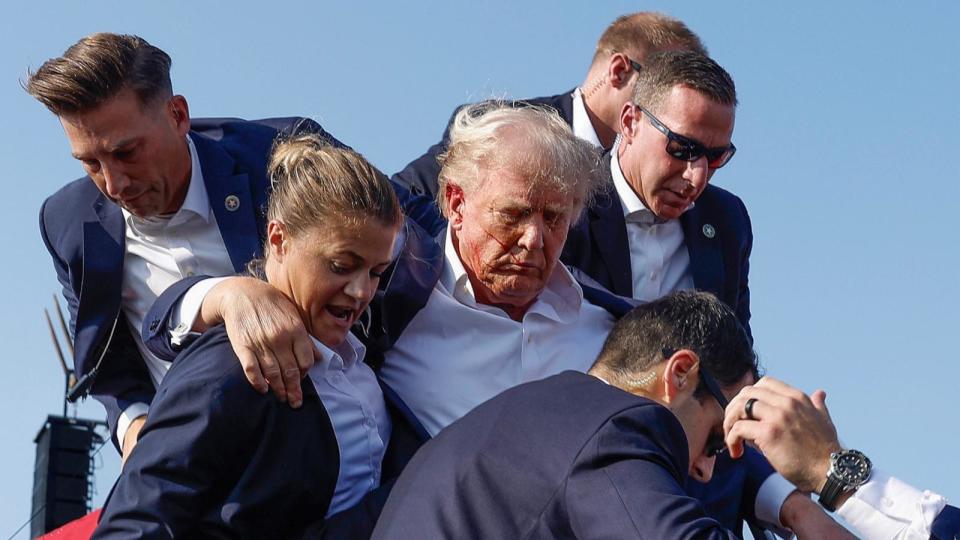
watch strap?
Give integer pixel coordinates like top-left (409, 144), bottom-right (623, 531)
top-left (819, 473), bottom-right (845, 512)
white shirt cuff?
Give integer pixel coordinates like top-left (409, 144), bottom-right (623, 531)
top-left (836, 468), bottom-right (948, 540)
top-left (169, 276), bottom-right (230, 347)
top-left (117, 402), bottom-right (150, 447)
top-left (755, 473), bottom-right (797, 538)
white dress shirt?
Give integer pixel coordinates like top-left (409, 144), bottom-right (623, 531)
top-left (379, 229), bottom-right (616, 437)
top-left (571, 88), bottom-right (603, 148)
top-left (837, 468), bottom-right (949, 540)
top-left (610, 142), bottom-right (695, 301)
top-left (117, 136), bottom-right (235, 443)
top-left (307, 332), bottom-right (391, 517)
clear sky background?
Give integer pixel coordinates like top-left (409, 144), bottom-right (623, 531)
top-left (2, 1), bottom-right (957, 536)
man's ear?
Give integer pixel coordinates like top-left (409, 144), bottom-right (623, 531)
top-left (266, 220), bottom-right (288, 261)
top-left (607, 53), bottom-right (636, 90)
top-left (620, 102), bottom-right (642, 144)
top-left (662, 349), bottom-right (700, 404)
top-left (168, 95), bottom-right (191, 136)
top-left (446, 184), bottom-right (466, 231)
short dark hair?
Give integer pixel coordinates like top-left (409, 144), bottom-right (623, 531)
top-left (26, 32), bottom-right (172, 115)
top-left (593, 291), bottom-right (757, 397)
top-left (632, 50), bottom-right (737, 113)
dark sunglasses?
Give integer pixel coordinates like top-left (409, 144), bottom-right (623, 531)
top-left (639, 107), bottom-right (736, 169)
top-left (662, 348), bottom-right (729, 458)
top-left (627, 57), bottom-right (643, 73)
top-left (698, 367), bottom-right (729, 458)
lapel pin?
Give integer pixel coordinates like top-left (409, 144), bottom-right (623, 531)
top-left (225, 195), bottom-right (240, 212)
top-left (702, 224), bottom-right (716, 239)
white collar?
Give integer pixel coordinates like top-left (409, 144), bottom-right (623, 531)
top-left (310, 331), bottom-right (366, 374)
top-left (440, 226), bottom-right (585, 321)
top-left (571, 88), bottom-right (603, 149)
top-left (122, 135), bottom-right (210, 228)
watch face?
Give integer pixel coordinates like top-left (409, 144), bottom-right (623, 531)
top-left (833, 450), bottom-right (872, 486)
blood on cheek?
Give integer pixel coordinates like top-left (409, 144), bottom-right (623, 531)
top-left (477, 222), bottom-right (529, 272)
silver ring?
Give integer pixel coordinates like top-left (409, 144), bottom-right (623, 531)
top-left (744, 398), bottom-right (758, 420)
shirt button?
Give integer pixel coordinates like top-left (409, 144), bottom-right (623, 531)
top-left (649, 271), bottom-right (658, 280)
top-left (186, 271), bottom-right (195, 277)
top-left (365, 417), bottom-right (376, 428)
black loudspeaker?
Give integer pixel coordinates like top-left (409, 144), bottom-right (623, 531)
top-left (30, 416), bottom-right (104, 537)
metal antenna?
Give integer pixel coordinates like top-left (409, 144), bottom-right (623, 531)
top-left (44, 300), bottom-right (76, 417)
top-left (52, 295), bottom-right (74, 356)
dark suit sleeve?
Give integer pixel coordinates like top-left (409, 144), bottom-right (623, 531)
top-left (39, 198), bottom-right (80, 342)
top-left (565, 406), bottom-right (738, 540)
top-left (932, 504), bottom-right (960, 540)
top-left (735, 196), bottom-right (753, 342)
top-left (140, 274), bottom-right (212, 361)
top-left (94, 334), bottom-right (336, 539)
top-left (93, 347), bottom-right (250, 539)
top-left (40, 199), bottom-right (155, 450)
top-left (390, 180), bottom-right (447, 238)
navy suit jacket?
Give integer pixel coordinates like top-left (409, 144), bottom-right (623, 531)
top-left (373, 371), bottom-right (740, 540)
top-left (93, 326), bottom-right (341, 539)
top-left (39, 117), bottom-right (343, 447)
top-left (390, 91), bottom-right (575, 198)
top-left (561, 152), bottom-right (754, 341)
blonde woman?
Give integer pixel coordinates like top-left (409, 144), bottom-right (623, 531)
top-left (95, 135), bottom-right (404, 539)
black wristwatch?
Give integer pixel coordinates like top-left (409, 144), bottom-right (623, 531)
top-left (818, 449), bottom-right (872, 512)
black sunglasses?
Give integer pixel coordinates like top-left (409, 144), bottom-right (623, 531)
top-left (662, 348), bottom-right (728, 458)
top-left (698, 367), bottom-right (730, 458)
top-left (627, 57), bottom-right (643, 73)
top-left (639, 107), bottom-right (736, 169)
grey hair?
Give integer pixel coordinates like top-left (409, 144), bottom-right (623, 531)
top-left (436, 101), bottom-right (604, 224)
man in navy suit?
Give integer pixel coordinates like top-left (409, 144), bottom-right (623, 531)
top-left (375, 291), bottom-right (960, 540)
top-left (30, 33), bottom-right (440, 460)
top-left (373, 290), bottom-right (764, 539)
top-left (391, 12), bottom-right (707, 198)
top-left (561, 50), bottom-right (753, 339)
top-left (27, 33), bottom-right (431, 462)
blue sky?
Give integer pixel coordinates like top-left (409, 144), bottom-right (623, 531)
top-left (2, 1), bottom-right (958, 536)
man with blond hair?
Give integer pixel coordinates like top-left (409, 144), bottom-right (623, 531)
top-left (392, 11), bottom-right (706, 198)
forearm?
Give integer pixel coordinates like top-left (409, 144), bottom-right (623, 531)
top-left (780, 491), bottom-right (856, 539)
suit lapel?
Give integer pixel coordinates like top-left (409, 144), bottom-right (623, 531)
top-left (380, 220), bottom-right (444, 344)
top-left (680, 204), bottom-right (723, 297)
top-left (588, 200), bottom-right (633, 297)
top-left (589, 155), bottom-right (633, 297)
top-left (553, 90), bottom-right (575, 125)
top-left (75, 196), bottom-right (125, 376)
top-left (191, 132), bottom-right (262, 272)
